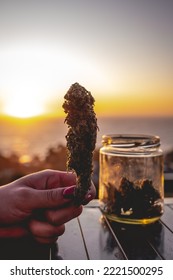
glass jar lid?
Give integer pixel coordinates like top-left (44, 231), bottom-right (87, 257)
top-left (102, 134), bottom-right (160, 149)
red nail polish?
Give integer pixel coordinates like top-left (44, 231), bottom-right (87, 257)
top-left (82, 194), bottom-right (93, 205)
top-left (63, 186), bottom-right (76, 199)
top-left (86, 194), bottom-right (92, 201)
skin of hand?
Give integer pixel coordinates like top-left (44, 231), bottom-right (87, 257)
top-left (0, 169), bottom-right (96, 243)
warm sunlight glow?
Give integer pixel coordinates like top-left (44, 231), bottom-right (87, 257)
top-left (1, 42), bottom-right (172, 118)
top-left (4, 100), bottom-right (44, 118)
top-left (4, 90), bottom-right (44, 118)
top-left (0, 42), bottom-right (111, 118)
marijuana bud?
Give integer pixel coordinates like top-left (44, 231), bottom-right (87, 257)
top-left (63, 82), bottom-right (98, 203)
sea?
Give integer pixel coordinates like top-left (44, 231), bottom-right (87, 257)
top-left (0, 116), bottom-right (173, 160)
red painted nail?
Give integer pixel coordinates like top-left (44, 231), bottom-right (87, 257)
top-left (82, 194), bottom-right (93, 205)
top-left (63, 186), bottom-right (76, 199)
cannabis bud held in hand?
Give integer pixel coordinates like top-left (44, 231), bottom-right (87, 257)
top-left (63, 83), bottom-right (98, 204)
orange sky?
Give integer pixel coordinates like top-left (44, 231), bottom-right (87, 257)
top-left (0, 0), bottom-right (172, 118)
top-left (94, 90), bottom-right (173, 117)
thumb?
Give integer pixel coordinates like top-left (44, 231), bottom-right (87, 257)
top-left (27, 186), bottom-right (76, 210)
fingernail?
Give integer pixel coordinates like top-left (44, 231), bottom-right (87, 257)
top-left (63, 186), bottom-right (76, 199)
top-left (86, 194), bottom-right (92, 201)
top-left (82, 194), bottom-right (93, 205)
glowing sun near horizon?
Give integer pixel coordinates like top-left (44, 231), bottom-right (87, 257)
top-left (4, 96), bottom-right (44, 118)
top-left (0, 42), bottom-right (112, 119)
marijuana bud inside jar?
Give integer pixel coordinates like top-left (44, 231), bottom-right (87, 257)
top-left (99, 134), bottom-right (164, 225)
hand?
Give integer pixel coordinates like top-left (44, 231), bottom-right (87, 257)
top-left (0, 169), bottom-right (96, 243)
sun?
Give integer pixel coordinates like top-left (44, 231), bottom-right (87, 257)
top-left (0, 42), bottom-right (111, 119)
top-left (4, 100), bottom-right (44, 118)
top-left (4, 91), bottom-right (44, 118)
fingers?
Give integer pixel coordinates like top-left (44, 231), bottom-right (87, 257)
top-left (45, 205), bottom-right (83, 226)
top-left (33, 236), bottom-right (58, 244)
top-left (9, 169), bottom-right (95, 231)
top-left (28, 219), bottom-right (65, 244)
top-left (26, 186), bottom-right (76, 210)
top-left (28, 195), bottom-right (83, 244)
top-left (62, 181), bottom-right (96, 205)
top-left (40, 170), bottom-right (77, 189)
top-left (0, 225), bottom-right (29, 238)
top-left (28, 203), bottom-right (82, 244)
top-left (26, 180), bottom-right (96, 210)
top-left (56, 171), bottom-right (77, 188)
top-left (82, 181), bottom-right (96, 205)
top-left (22, 169), bottom-right (77, 190)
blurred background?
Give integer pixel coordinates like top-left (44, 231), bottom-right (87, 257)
top-left (0, 0), bottom-right (173, 194)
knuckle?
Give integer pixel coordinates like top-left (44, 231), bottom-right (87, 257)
top-left (45, 211), bottom-right (58, 225)
top-left (28, 220), bottom-right (38, 235)
top-left (57, 224), bottom-right (65, 236)
top-left (46, 189), bottom-right (56, 202)
top-left (75, 206), bottom-right (83, 217)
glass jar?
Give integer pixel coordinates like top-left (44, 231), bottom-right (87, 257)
top-left (99, 134), bottom-right (164, 225)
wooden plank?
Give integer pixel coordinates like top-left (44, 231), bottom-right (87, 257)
top-left (161, 205), bottom-right (173, 232)
top-left (78, 207), bottom-right (126, 260)
top-left (146, 221), bottom-right (173, 260)
top-left (168, 204), bottom-right (173, 210)
top-left (53, 217), bottom-right (87, 260)
top-left (109, 221), bottom-right (161, 260)
top-left (1, 199), bottom-right (172, 260)
top-left (164, 197), bottom-right (173, 204)
top-left (84, 199), bottom-right (100, 208)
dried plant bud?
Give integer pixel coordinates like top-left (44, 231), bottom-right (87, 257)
top-left (63, 82), bottom-right (98, 204)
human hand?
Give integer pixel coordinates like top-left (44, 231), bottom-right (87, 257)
top-left (0, 169), bottom-right (96, 243)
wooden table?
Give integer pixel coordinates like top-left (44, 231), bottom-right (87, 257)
top-left (0, 198), bottom-right (173, 260)
top-left (52, 198), bottom-right (173, 260)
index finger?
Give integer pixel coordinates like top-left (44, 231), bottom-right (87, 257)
top-left (56, 171), bottom-right (77, 188)
top-left (19, 169), bottom-right (77, 190)
top-left (41, 170), bottom-right (77, 189)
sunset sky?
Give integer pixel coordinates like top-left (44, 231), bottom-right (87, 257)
top-left (0, 0), bottom-right (173, 118)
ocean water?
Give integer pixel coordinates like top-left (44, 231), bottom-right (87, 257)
top-left (0, 116), bottom-right (173, 159)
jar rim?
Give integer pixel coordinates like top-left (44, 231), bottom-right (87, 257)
top-left (102, 134), bottom-right (160, 148)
